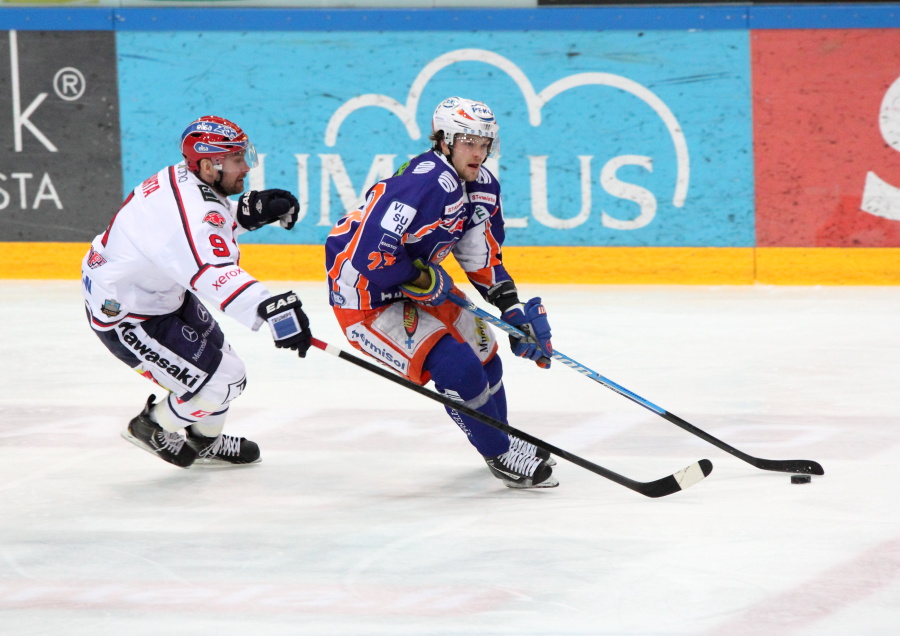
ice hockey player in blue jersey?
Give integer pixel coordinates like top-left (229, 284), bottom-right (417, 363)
top-left (325, 97), bottom-right (558, 489)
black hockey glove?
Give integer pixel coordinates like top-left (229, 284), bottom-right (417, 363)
top-left (257, 291), bottom-right (311, 357)
top-left (237, 189), bottom-right (300, 231)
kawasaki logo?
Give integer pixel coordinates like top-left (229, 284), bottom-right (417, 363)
top-left (119, 324), bottom-right (203, 388)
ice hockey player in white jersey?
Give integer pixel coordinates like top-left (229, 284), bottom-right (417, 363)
top-left (82, 115), bottom-right (312, 468)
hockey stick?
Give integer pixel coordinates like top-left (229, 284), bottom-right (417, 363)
top-left (447, 293), bottom-right (824, 476)
top-left (310, 337), bottom-right (712, 498)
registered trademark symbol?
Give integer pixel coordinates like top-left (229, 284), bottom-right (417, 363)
top-left (53, 67), bottom-right (86, 101)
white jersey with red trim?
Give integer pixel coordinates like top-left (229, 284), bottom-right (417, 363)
top-left (81, 161), bottom-right (269, 332)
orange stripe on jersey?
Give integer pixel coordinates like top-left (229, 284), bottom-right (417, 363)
top-left (466, 268), bottom-right (495, 288)
top-left (465, 216), bottom-right (504, 288)
top-left (358, 279), bottom-right (372, 308)
top-left (327, 182), bottom-right (386, 308)
top-left (411, 219), bottom-right (441, 239)
top-left (484, 216), bottom-right (502, 268)
top-left (328, 206), bottom-right (365, 239)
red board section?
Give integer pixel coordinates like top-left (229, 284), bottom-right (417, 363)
top-left (753, 29), bottom-right (900, 247)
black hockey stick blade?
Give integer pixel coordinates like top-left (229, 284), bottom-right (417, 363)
top-left (311, 338), bottom-right (713, 498)
top-left (662, 412), bottom-right (824, 475)
top-left (447, 294), bottom-right (825, 477)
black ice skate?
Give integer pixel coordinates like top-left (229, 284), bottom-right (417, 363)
top-left (121, 395), bottom-right (197, 468)
top-left (485, 449), bottom-right (559, 489)
top-left (185, 426), bottom-right (261, 465)
top-left (509, 435), bottom-right (556, 466)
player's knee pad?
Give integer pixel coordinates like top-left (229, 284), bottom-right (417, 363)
top-left (197, 344), bottom-right (247, 406)
top-left (483, 353), bottom-right (503, 387)
top-left (425, 335), bottom-right (488, 402)
top-left (427, 336), bottom-right (508, 457)
top-left (150, 344), bottom-right (245, 435)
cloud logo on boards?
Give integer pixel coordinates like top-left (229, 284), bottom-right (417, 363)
top-left (323, 48), bottom-right (690, 212)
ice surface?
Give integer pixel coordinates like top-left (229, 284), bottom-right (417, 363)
top-left (1, 281), bottom-right (898, 635)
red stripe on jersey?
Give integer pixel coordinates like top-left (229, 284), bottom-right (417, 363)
top-left (100, 191), bottom-right (135, 247)
top-left (190, 262), bottom-right (237, 291)
top-left (89, 311), bottom-right (152, 329)
top-left (221, 280), bottom-right (260, 312)
top-left (169, 166), bottom-right (204, 270)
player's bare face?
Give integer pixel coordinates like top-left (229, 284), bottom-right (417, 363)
top-left (214, 151), bottom-right (252, 196)
top-left (447, 134), bottom-right (492, 182)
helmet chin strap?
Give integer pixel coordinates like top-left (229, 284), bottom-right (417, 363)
top-left (210, 169), bottom-right (228, 197)
top-left (441, 136), bottom-right (458, 164)
top-left (192, 165), bottom-right (230, 198)
top-left (442, 144), bottom-right (462, 179)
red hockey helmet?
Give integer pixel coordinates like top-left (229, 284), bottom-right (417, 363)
top-left (180, 115), bottom-right (258, 172)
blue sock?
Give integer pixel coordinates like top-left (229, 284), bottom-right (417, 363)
top-left (424, 335), bottom-right (509, 457)
top-left (483, 354), bottom-right (507, 423)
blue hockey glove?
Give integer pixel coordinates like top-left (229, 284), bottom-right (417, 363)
top-left (257, 291), bottom-right (311, 357)
top-left (502, 297), bottom-right (553, 369)
top-left (399, 259), bottom-right (453, 306)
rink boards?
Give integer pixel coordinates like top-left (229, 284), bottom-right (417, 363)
top-left (1, 5), bottom-right (900, 282)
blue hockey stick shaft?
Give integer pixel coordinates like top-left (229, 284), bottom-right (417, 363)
top-left (447, 292), bottom-right (824, 476)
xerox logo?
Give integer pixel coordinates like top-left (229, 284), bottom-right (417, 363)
top-left (0, 30), bottom-right (121, 241)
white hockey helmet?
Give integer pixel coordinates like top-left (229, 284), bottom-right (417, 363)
top-left (432, 97), bottom-right (500, 158)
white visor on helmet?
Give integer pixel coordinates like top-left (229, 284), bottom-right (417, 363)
top-left (211, 143), bottom-right (259, 171)
top-left (448, 133), bottom-right (496, 156)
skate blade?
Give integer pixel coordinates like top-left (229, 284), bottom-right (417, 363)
top-left (120, 429), bottom-right (195, 469)
top-left (190, 455), bottom-right (262, 468)
top-left (120, 428), bottom-right (157, 456)
top-left (502, 475), bottom-right (560, 489)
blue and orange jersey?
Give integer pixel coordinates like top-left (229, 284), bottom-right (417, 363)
top-left (325, 150), bottom-right (513, 310)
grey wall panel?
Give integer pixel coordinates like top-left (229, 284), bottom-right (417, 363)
top-left (0, 30), bottom-right (122, 242)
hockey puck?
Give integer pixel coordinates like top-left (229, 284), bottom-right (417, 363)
top-left (791, 474), bottom-right (811, 484)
